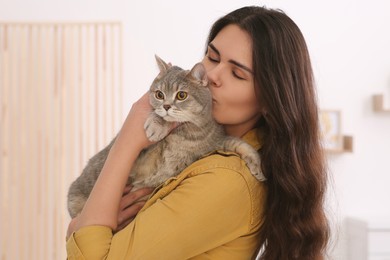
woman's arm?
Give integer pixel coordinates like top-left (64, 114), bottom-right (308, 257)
top-left (73, 93), bottom-right (156, 231)
top-left (67, 159), bottom-right (265, 259)
top-left (66, 185), bottom-right (153, 239)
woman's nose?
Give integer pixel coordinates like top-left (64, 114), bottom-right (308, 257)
top-left (207, 65), bottom-right (222, 88)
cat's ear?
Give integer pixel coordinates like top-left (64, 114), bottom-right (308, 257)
top-left (186, 63), bottom-right (208, 87)
top-left (155, 55), bottom-right (171, 78)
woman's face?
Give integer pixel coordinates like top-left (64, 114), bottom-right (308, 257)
top-left (202, 24), bottom-right (261, 137)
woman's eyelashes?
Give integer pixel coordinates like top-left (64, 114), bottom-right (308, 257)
top-left (232, 71), bottom-right (245, 80)
top-left (206, 50), bottom-right (248, 80)
top-left (207, 54), bottom-right (219, 63)
top-left (207, 56), bottom-right (246, 80)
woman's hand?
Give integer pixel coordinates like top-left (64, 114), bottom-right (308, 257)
top-left (115, 185), bottom-right (154, 232)
top-left (119, 92), bottom-right (178, 151)
top-left (66, 185), bottom-right (154, 239)
top-left (117, 92), bottom-right (155, 152)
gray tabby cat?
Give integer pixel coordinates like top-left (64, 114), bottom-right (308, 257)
top-left (67, 56), bottom-right (265, 218)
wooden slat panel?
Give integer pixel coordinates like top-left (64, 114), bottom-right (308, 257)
top-left (0, 22), bottom-right (123, 260)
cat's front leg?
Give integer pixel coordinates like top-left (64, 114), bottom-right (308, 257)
top-left (144, 113), bottom-right (172, 142)
top-left (222, 137), bottom-right (266, 181)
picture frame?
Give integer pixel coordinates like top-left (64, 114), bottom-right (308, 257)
top-left (319, 110), bottom-right (343, 152)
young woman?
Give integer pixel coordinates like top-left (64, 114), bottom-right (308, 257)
top-left (66, 6), bottom-right (329, 260)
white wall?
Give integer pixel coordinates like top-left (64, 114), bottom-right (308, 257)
top-left (1, 0), bottom-right (389, 258)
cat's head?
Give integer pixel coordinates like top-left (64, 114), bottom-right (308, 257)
top-left (149, 55), bottom-right (212, 126)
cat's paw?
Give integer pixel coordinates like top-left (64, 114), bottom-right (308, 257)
top-left (144, 114), bottom-right (171, 142)
top-left (223, 138), bottom-right (266, 181)
top-left (241, 152), bottom-right (266, 181)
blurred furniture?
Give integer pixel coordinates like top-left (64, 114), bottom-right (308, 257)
top-left (373, 94), bottom-right (390, 113)
top-left (346, 217), bottom-right (390, 260)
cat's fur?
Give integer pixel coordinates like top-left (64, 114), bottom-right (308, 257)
top-left (67, 56), bottom-right (265, 218)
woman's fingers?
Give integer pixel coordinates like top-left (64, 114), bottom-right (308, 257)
top-left (117, 92), bottom-right (154, 151)
top-left (122, 185), bottom-right (133, 195)
top-left (119, 187), bottom-right (154, 211)
top-left (115, 218), bottom-right (132, 233)
top-left (115, 186), bottom-right (154, 232)
top-left (116, 200), bottom-right (146, 232)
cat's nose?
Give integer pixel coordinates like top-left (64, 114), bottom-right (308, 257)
top-left (163, 104), bottom-right (171, 111)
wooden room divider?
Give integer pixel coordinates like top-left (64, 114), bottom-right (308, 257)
top-left (0, 21), bottom-right (123, 260)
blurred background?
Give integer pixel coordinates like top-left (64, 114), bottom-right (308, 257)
top-left (0, 0), bottom-right (389, 259)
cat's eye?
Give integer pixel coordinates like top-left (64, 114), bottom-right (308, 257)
top-left (176, 91), bottom-right (188, 101)
top-left (155, 90), bottom-right (165, 100)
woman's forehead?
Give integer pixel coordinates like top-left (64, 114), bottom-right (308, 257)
top-left (211, 24), bottom-right (253, 68)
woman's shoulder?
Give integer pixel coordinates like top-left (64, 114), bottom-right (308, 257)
top-left (185, 150), bottom-right (260, 181)
top-left (184, 128), bottom-right (265, 181)
top-left (179, 150), bottom-right (267, 229)
top-left (186, 150), bottom-right (249, 172)
top-left (183, 150), bottom-right (266, 203)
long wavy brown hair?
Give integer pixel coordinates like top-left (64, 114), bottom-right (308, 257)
top-left (206, 6), bottom-right (329, 260)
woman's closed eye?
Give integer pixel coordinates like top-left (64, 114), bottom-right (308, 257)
top-left (206, 45), bottom-right (250, 81)
top-left (207, 54), bottom-right (219, 63)
top-left (207, 55), bottom-right (247, 80)
top-left (232, 71), bottom-right (245, 80)
top-left (206, 45), bottom-right (220, 63)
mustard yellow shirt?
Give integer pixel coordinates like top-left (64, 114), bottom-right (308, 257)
top-left (66, 129), bottom-right (266, 260)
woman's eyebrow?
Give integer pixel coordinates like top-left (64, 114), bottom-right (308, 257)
top-left (208, 43), bottom-right (220, 55)
top-left (229, 60), bottom-right (253, 74)
top-left (208, 43), bottom-right (253, 74)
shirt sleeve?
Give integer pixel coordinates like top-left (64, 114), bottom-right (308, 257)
top-left (66, 166), bottom-right (257, 259)
top-left (66, 225), bottom-right (113, 260)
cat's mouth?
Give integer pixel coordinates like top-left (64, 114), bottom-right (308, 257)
top-left (163, 115), bottom-right (177, 122)
top-left (156, 109), bottom-right (172, 119)
top-left (156, 109), bottom-right (189, 123)
top-left (162, 114), bottom-right (189, 124)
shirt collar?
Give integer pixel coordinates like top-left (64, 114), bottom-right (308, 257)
top-left (241, 128), bottom-right (264, 151)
